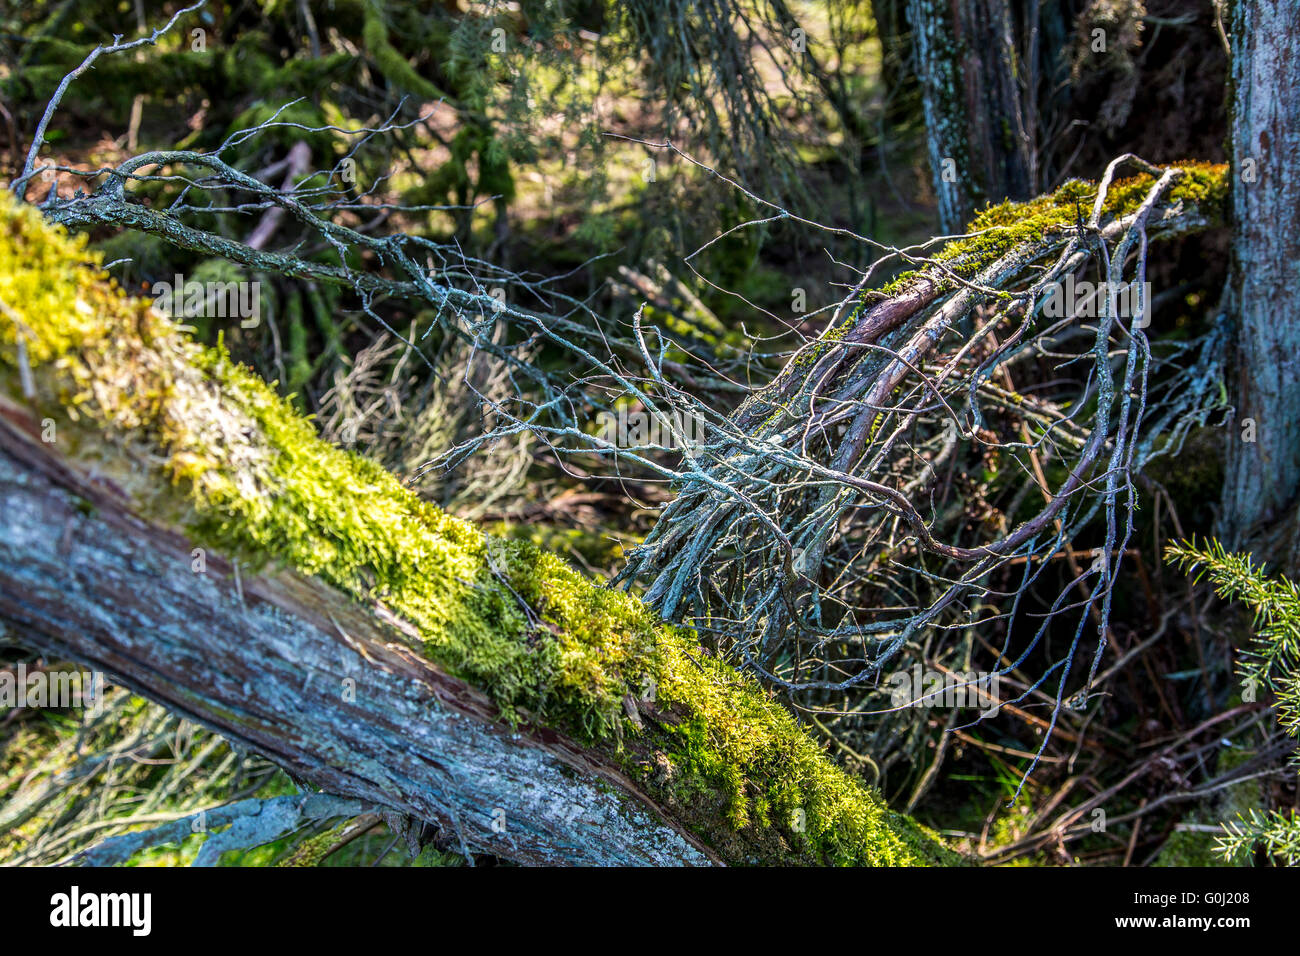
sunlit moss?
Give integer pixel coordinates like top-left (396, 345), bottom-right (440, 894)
top-left (0, 193), bottom-right (957, 865)
top-left (879, 162), bottom-right (1228, 297)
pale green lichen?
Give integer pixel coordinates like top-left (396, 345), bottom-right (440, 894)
top-left (0, 193), bottom-right (957, 865)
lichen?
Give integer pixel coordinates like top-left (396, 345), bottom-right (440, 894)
top-left (0, 193), bottom-right (957, 865)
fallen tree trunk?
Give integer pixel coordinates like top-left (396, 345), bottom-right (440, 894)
top-left (0, 401), bottom-right (714, 865)
top-left (0, 193), bottom-right (956, 866)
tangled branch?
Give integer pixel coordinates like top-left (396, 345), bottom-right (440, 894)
top-left (614, 153), bottom-right (1228, 787)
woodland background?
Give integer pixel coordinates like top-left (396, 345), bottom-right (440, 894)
top-left (0, 0), bottom-right (1297, 867)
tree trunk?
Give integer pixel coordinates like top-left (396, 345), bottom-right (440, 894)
top-left (1219, 0), bottom-right (1300, 553)
top-left (0, 397), bottom-right (715, 866)
top-left (0, 193), bottom-right (956, 867)
top-left (910, 0), bottom-right (1033, 231)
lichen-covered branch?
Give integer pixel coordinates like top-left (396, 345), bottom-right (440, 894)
top-left (618, 156), bottom-right (1229, 787)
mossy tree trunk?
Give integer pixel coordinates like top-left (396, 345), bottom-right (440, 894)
top-left (1219, 0), bottom-right (1300, 556)
top-left (0, 398), bottom-right (716, 866)
top-left (0, 195), bottom-right (957, 867)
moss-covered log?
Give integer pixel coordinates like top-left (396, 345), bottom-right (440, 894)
top-left (0, 411), bottom-right (716, 865)
top-left (0, 195), bottom-right (957, 866)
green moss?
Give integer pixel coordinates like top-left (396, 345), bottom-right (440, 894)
top-left (362, 0), bottom-right (448, 102)
top-left (276, 822), bottom-right (355, 868)
top-left (879, 162), bottom-right (1229, 298)
top-left (1153, 746), bottom-right (1263, 867)
top-left (410, 842), bottom-right (466, 867)
top-left (0, 194), bottom-right (957, 866)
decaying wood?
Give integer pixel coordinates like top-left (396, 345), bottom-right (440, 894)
top-left (0, 395), bottom-right (717, 866)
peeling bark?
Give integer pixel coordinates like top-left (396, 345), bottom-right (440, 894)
top-left (0, 396), bottom-right (717, 866)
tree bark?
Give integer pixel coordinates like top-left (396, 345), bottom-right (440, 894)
top-left (0, 395), bottom-right (716, 866)
top-left (0, 187), bottom-right (964, 866)
top-left (910, 0), bottom-right (1034, 231)
top-left (1219, 0), bottom-right (1300, 553)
